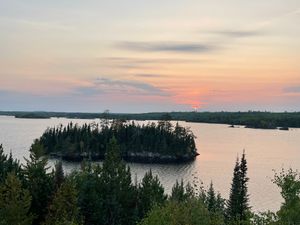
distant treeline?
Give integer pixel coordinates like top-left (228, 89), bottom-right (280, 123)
top-left (35, 119), bottom-right (198, 163)
top-left (1, 110), bottom-right (300, 129)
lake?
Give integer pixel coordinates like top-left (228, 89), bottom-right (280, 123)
top-left (0, 115), bottom-right (299, 212)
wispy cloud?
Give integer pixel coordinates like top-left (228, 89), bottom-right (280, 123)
top-left (101, 57), bottom-right (203, 70)
top-left (134, 74), bottom-right (166, 78)
top-left (116, 28), bottom-right (262, 55)
top-left (74, 86), bottom-right (104, 96)
top-left (213, 30), bottom-right (262, 38)
top-left (74, 78), bottom-right (171, 97)
top-left (116, 41), bottom-right (216, 53)
top-left (96, 78), bottom-right (170, 96)
top-left (103, 57), bottom-right (201, 64)
top-left (283, 86), bottom-right (300, 93)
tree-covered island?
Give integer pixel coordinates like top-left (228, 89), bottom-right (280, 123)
top-left (34, 119), bottom-right (198, 163)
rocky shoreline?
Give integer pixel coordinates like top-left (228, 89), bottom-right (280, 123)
top-left (49, 151), bottom-right (199, 164)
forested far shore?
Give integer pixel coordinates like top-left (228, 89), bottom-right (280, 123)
top-left (1, 110), bottom-right (300, 129)
top-left (34, 119), bottom-right (198, 163)
top-left (0, 140), bottom-right (299, 225)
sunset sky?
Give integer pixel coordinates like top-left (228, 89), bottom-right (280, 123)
top-left (0, 0), bottom-right (300, 112)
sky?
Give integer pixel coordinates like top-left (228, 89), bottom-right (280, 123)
top-left (0, 0), bottom-right (300, 113)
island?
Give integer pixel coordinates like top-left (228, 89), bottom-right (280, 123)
top-left (14, 112), bottom-right (51, 119)
top-left (33, 119), bottom-right (198, 163)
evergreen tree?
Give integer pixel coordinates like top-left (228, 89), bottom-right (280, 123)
top-left (205, 182), bottom-right (225, 225)
top-left (170, 179), bottom-right (186, 202)
top-left (76, 170), bottom-right (101, 225)
top-left (44, 179), bottom-right (82, 225)
top-left (0, 144), bottom-right (21, 184)
top-left (207, 182), bottom-right (217, 212)
top-left (23, 140), bottom-right (54, 225)
top-left (98, 137), bottom-right (137, 225)
top-left (0, 173), bottom-right (34, 225)
top-left (226, 152), bottom-right (250, 223)
top-left (36, 120), bottom-right (197, 163)
top-left (54, 160), bottom-right (64, 188)
top-left (137, 170), bottom-right (166, 219)
top-left (227, 157), bottom-right (242, 221)
top-left (239, 151), bottom-right (250, 220)
top-left (185, 182), bottom-right (196, 199)
top-left (215, 193), bottom-right (225, 215)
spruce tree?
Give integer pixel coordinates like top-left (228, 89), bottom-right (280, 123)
top-left (170, 179), bottom-right (186, 202)
top-left (43, 179), bottom-right (82, 225)
top-left (76, 171), bottom-right (101, 225)
top-left (23, 140), bottom-right (54, 225)
top-left (54, 160), bottom-right (64, 188)
top-left (205, 182), bottom-right (226, 224)
top-left (137, 170), bottom-right (166, 219)
top-left (0, 173), bottom-right (34, 225)
top-left (99, 137), bottom-right (137, 225)
top-left (215, 193), bottom-right (225, 215)
top-left (226, 152), bottom-right (250, 222)
top-left (0, 145), bottom-right (21, 184)
top-left (207, 182), bottom-right (217, 212)
top-left (227, 157), bottom-right (241, 221)
top-left (239, 151), bottom-right (250, 220)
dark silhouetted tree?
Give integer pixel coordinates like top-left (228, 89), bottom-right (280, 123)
top-left (54, 160), bottom-right (64, 188)
top-left (170, 179), bottom-right (186, 202)
top-left (137, 170), bottom-right (166, 219)
top-left (239, 151), bottom-right (250, 220)
top-left (44, 179), bottom-right (82, 225)
top-left (98, 137), bottom-right (137, 225)
top-left (0, 144), bottom-right (21, 184)
top-left (23, 140), bottom-right (54, 225)
top-left (227, 157), bottom-right (241, 221)
top-left (226, 152), bottom-right (250, 223)
top-left (0, 173), bottom-right (33, 225)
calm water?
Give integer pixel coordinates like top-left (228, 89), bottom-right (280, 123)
top-left (0, 115), bottom-right (299, 212)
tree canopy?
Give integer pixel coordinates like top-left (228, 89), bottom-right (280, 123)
top-left (35, 120), bottom-right (197, 163)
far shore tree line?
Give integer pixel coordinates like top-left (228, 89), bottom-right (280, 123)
top-left (1, 110), bottom-right (300, 129)
top-left (0, 139), bottom-right (300, 225)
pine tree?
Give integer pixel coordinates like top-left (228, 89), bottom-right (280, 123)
top-left (207, 182), bottom-right (216, 212)
top-left (99, 137), bottom-right (137, 225)
top-left (23, 140), bottom-right (54, 225)
top-left (226, 152), bottom-right (250, 222)
top-left (76, 170), bottom-right (101, 225)
top-left (44, 179), bottom-right (82, 225)
top-left (215, 193), bottom-right (225, 214)
top-left (205, 182), bottom-right (226, 224)
top-left (0, 173), bottom-right (34, 225)
top-left (54, 160), bottom-right (64, 188)
top-left (0, 144), bottom-right (21, 184)
top-left (239, 151), bottom-right (250, 220)
top-left (185, 182), bottom-right (195, 199)
top-left (137, 170), bottom-right (166, 219)
top-left (227, 157), bottom-right (241, 221)
top-left (170, 179), bottom-right (186, 202)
